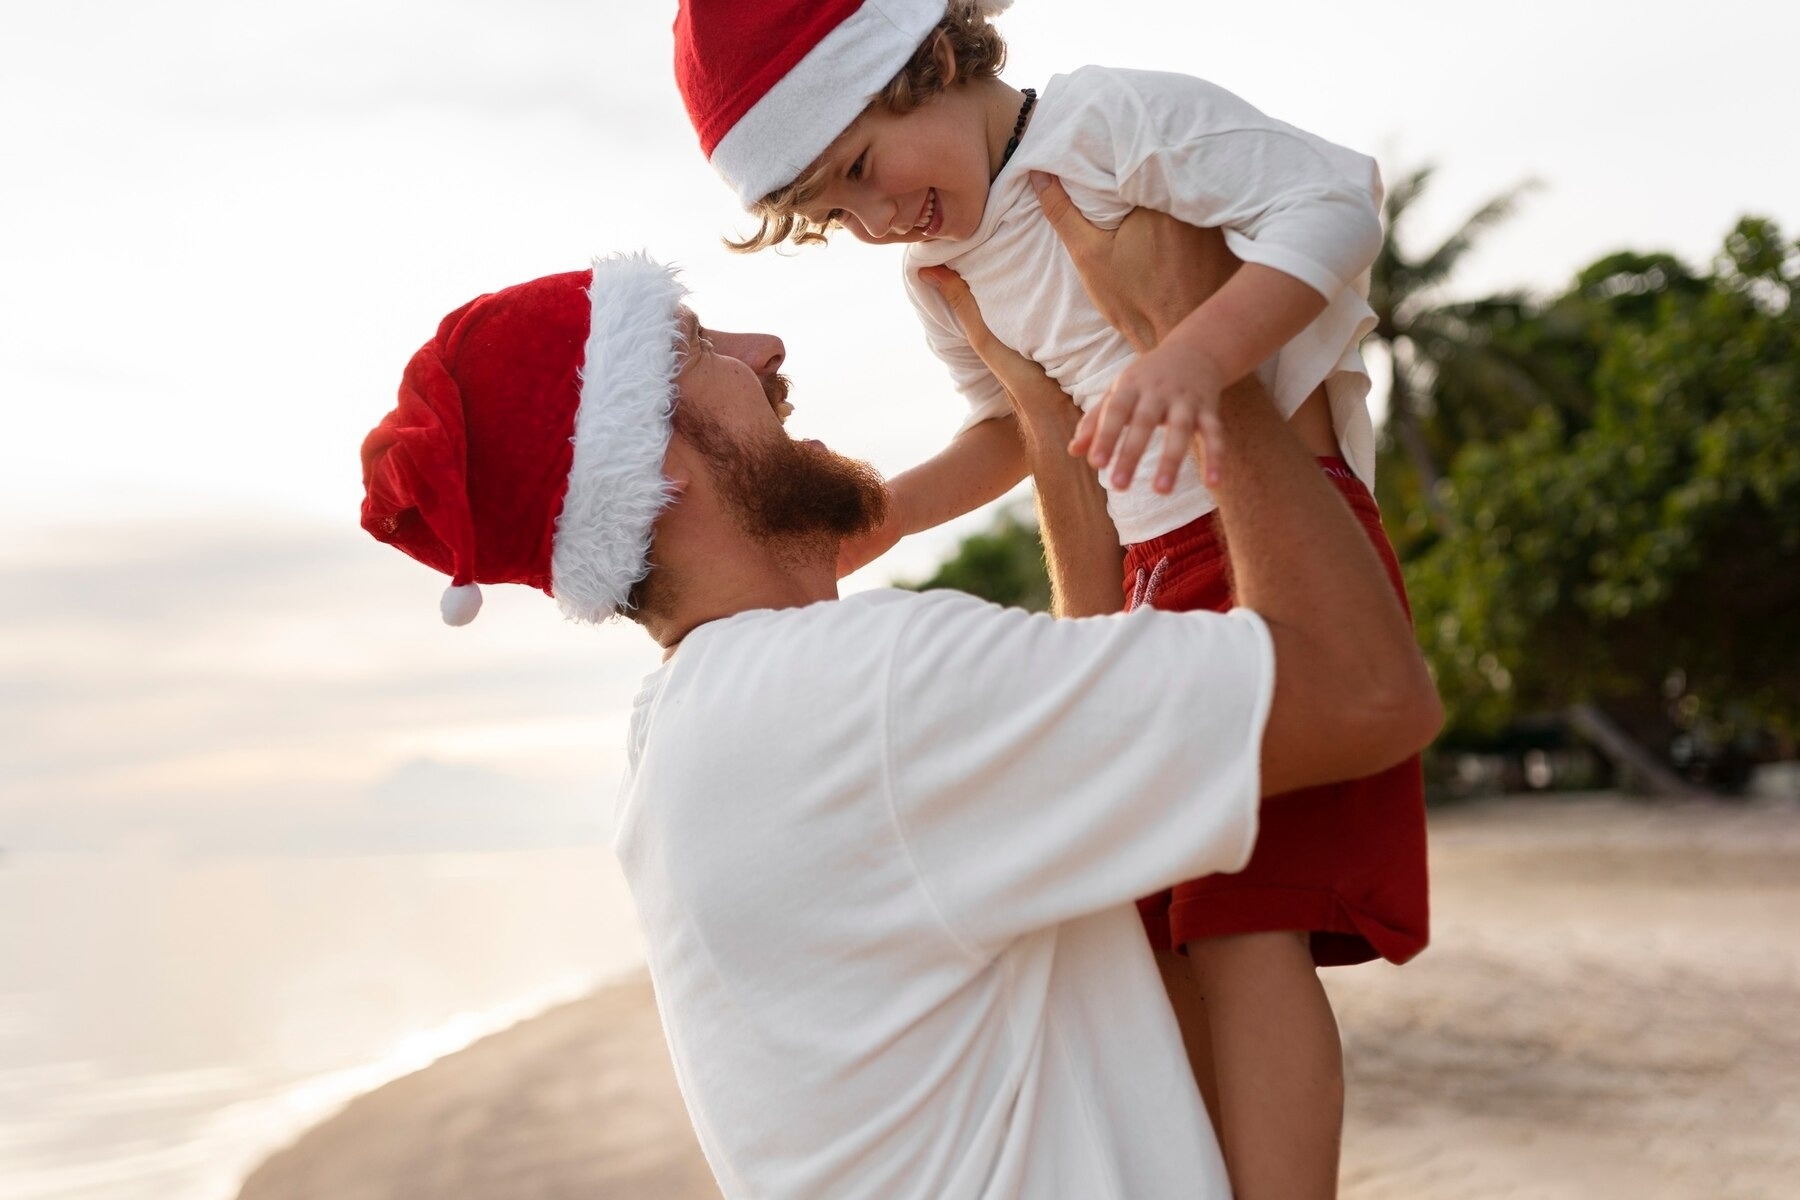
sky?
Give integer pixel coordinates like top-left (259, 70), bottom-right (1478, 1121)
top-left (4, 0), bottom-right (1797, 855)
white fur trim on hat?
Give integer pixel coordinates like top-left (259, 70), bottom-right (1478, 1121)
top-left (550, 253), bottom-right (687, 623)
top-left (710, 0), bottom-right (949, 206)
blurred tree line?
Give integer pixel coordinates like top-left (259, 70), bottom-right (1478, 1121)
top-left (906, 175), bottom-right (1799, 796)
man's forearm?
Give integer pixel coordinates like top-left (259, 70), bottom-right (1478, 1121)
top-left (1207, 376), bottom-right (1440, 788)
top-left (1017, 400), bottom-right (1123, 618)
top-left (913, 261), bottom-right (1122, 616)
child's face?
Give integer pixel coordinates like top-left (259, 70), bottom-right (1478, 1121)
top-left (803, 95), bottom-right (995, 247)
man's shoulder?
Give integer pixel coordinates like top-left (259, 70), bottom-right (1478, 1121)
top-left (679, 589), bottom-right (994, 679)
top-left (625, 590), bottom-right (1013, 797)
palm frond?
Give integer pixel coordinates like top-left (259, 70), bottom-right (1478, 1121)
top-left (1383, 164), bottom-right (1435, 229)
top-left (1413, 179), bottom-right (1542, 289)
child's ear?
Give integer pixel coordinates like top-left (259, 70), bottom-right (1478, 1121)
top-left (930, 30), bottom-right (957, 84)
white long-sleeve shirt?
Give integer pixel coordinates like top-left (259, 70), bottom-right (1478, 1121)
top-left (904, 65), bottom-right (1384, 544)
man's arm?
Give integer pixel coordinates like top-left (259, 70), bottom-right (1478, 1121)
top-left (1210, 377), bottom-right (1441, 793)
top-left (918, 267), bottom-right (1123, 618)
top-left (1031, 176), bottom-right (1442, 792)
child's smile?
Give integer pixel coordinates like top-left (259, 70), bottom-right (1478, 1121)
top-left (803, 80), bottom-right (1019, 249)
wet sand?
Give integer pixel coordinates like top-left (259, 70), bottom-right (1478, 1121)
top-left (237, 795), bottom-right (1800, 1199)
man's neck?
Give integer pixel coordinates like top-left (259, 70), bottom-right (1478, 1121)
top-left (652, 550), bottom-right (839, 658)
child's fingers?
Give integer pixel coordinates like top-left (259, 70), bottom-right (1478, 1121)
top-left (1069, 405), bottom-right (1099, 457)
top-left (1109, 400), bottom-right (1165, 490)
top-left (1154, 410), bottom-right (1196, 494)
top-left (1110, 418), bottom-right (1157, 491)
top-left (1195, 409), bottom-right (1226, 487)
top-left (1084, 386), bottom-right (1135, 471)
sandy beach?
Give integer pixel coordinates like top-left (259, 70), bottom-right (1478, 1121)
top-left (235, 795), bottom-right (1800, 1199)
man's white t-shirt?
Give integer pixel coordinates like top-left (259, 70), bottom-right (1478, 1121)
top-left (904, 66), bottom-right (1385, 544)
top-left (613, 588), bottom-right (1275, 1199)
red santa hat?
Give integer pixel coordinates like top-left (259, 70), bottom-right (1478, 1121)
top-left (674, 0), bottom-right (1013, 207)
top-left (361, 253), bottom-right (687, 626)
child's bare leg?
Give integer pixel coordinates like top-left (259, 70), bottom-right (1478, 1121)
top-left (1155, 947), bottom-right (1222, 1144)
top-left (1187, 930), bottom-right (1343, 1200)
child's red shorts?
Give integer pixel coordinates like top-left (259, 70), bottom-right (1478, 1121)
top-left (1126, 459), bottom-right (1430, 967)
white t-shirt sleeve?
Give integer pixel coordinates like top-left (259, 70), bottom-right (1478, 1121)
top-left (883, 594), bottom-right (1274, 957)
top-left (1065, 68), bottom-right (1383, 302)
top-left (901, 258), bottom-right (1012, 433)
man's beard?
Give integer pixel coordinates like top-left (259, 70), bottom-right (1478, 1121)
top-left (677, 404), bottom-right (887, 554)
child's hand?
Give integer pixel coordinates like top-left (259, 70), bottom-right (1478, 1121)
top-left (1070, 339), bottom-right (1227, 493)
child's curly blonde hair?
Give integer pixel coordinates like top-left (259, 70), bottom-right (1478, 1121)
top-left (726, 3), bottom-right (1007, 253)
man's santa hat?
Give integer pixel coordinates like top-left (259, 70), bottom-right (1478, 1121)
top-left (674, 0), bottom-right (1012, 207)
top-left (361, 253), bottom-right (686, 626)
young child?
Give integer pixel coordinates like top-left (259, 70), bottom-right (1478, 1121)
top-left (675, 2), bottom-right (1429, 1195)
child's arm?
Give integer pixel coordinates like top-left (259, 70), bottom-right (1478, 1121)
top-left (1046, 69), bottom-right (1386, 495)
top-left (837, 415), bottom-right (1027, 577)
top-left (1072, 263), bottom-right (1326, 492)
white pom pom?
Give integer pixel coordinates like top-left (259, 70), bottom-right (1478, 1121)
top-left (440, 583), bottom-right (483, 626)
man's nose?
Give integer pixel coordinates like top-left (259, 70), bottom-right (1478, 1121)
top-left (710, 331), bottom-right (786, 377)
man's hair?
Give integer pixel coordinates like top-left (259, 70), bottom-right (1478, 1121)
top-left (724, 3), bottom-right (1007, 254)
top-left (620, 560), bottom-right (673, 625)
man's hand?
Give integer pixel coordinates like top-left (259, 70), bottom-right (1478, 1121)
top-left (919, 264), bottom-right (1124, 617)
top-left (1028, 171), bottom-right (1244, 492)
top-left (918, 266), bottom-right (1069, 423)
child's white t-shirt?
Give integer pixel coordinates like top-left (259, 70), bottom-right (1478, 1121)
top-left (904, 66), bottom-right (1385, 545)
top-left (613, 587), bottom-right (1274, 1199)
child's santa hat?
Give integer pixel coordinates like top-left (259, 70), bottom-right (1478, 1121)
top-left (360, 253), bottom-right (687, 626)
top-left (674, 0), bottom-right (1013, 207)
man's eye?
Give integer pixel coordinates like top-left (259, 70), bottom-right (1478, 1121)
top-left (848, 152), bottom-right (866, 181)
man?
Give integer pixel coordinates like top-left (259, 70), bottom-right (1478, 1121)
top-left (361, 190), bottom-right (1441, 1198)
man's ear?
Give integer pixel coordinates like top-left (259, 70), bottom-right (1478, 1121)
top-left (930, 30), bottom-right (956, 84)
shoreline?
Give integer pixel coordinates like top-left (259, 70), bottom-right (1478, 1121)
top-left (236, 795), bottom-right (1800, 1199)
top-left (234, 973), bottom-right (714, 1199)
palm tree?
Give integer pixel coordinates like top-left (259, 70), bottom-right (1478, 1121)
top-left (1370, 166), bottom-right (1542, 520)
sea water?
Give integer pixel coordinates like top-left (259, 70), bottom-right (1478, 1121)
top-left (0, 846), bottom-right (644, 1200)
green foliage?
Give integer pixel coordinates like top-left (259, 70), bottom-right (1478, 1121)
top-left (1370, 167), bottom-right (1545, 510)
top-left (902, 504), bottom-right (1051, 612)
top-left (1408, 218), bottom-right (1800, 741)
top-left (914, 206), bottom-right (1799, 772)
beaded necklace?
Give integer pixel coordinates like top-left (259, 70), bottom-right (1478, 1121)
top-left (997, 87), bottom-right (1037, 173)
